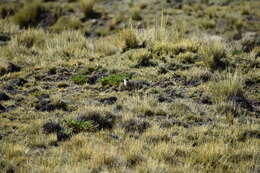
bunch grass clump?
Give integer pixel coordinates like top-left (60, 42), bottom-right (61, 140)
top-left (50, 16), bottom-right (81, 32)
top-left (12, 0), bottom-right (43, 28)
top-left (208, 72), bottom-right (244, 103)
top-left (119, 28), bottom-right (140, 50)
top-left (200, 40), bottom-right (226, 70)
top-left (80, 0), bottom-right (96, 17)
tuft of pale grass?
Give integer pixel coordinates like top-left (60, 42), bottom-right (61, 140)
top-left (178, 67), bottom-right (212, 82)
top-left (16, 28), bottom-right (46, 48)
top-left (50, 16), bottom-right (82, 32)
top-left (152, 39), bottom-right (200, 58)
top-left (208, 72), bottom-right (244, 103)
top-left (0, 19), bottom-right (19, 33)
top-left (12, 0), bottom-right (43, 28)
top-left (80, 0), bottom-right (96, 17)
top-left (119, 28), bottom-right (139, 50)
top-left (200, 40), bottom-right (226, 70)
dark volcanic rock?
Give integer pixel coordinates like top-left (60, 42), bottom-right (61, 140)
top-left (199, 95), bottom-right (213, 105)
top-left (238, 130), bottom-right (260, 142)
top-left (99, 96), bottom-right (117, 105)
top-left (35, 99), bottom-right (68, 112)
top-left (3, 84), bottom-right (18, 95)
top-left (0, 62), bottom-right (21, 75)
top-left (57, 131), bottom-right (70, 142)
top-left (7, 62), bottom-right (21, 73)
top-left (9, 78), bottom-right (27, 87)
top-left (122, 119), bottom-right (150, 134)
top-left (87, 71), bottom-right (106, 85)
top-left (241, 32), bottom-right (260, 52)
top-left (157, 95), bottom-right (173, 103)
top-left (134, 56), bottom-right (157, 68)
top-left (76, 111), bottom-right (116, 131)
top-left (0, 91), bottom-right (10, 101)
top-left (160, 119), bottom-right (189, 128)
top-left (0, 33), bottom-right (11, 42)
top-left (0, 104), bottom-right (6, 112)
top-left (37, 94), bottom-right (50, 100)
top-left (229, 96), bottom-right (253, 111)
top-left (42, 122), bottom-right (63, 134)
top-left (35, 94), bottom-right (68, 112)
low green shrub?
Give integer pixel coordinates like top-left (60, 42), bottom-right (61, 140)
top-left (64, 119), bottom-right (95, 133)
top-left (99, 73), bottom-right (131, 87)
top-left (71, 74), bottom-right (88, 85)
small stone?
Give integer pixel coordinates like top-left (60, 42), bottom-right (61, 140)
top-left (42, 122), bottom-right (63, 134)
top-left (0, 34), bottom-right (11, 42)
top-left (9, 78), bottom-right (27, 87)
top-left (241, 32), bottom-right (260, 52)
top-left (57, 131), bottom-right (70, 142)
top-left (7, 62), bottom-right (21, 73)
top-left (122, 119), bottom-right (150, 134)
top-left (99, 96), bottom-right (117, 105)
top-left (0, 104), bottom-right (6, 112)
top-left (0, 91), bottom-right (10, 101)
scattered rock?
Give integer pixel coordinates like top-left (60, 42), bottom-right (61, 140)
top-left (37, 93), bottom-right (50, 100)
top-left (47, 67), bottom-right (57, 75)
top-left (76, 111), bottom-right (116, 130)
top-left (241, 32), bottom-right (260, 52)
top-left (44, 67), bottom-right (72, 81)
top-left (35, 99), bottom-right (68, 112)
top-left (42, 122), bottom-right (63, 134)
top-left (0, 133), bottom-right (4, 140)
top-left (238, 130), bottom-right (260, 142)
top-left (0, 33), bottom-right (11, 42)
top-left (0, 33), bottom-right (11, 46)
top-left (122, 119), bottom-right (150, 134)
top-left (165, 88), bottom-right (186, 98)
top-left (87, 71), bottom-right (106, 85)
top-left (57, 131), bottom-right (70, 142)
top-left (9, 78), bottom-right (27, 87)
top-left (6, 168), bottom-right (15, 173)
top-left (3, 84), bottom-right (19, 95)
top-left (35, 94), bottom-right (68, 112)
top-left (28, 88), bottom-right (40, 94)
top-left (199, 95), bottom-right (213, 105)
top-left (7, 62), bottom-right (21, 73)
top-left (160, 119), bottom-right (189, 128)
top-left (57, 83), bottom-right (69, 88)
top-left (0, 104), bottom-right (6, 112)
top-left (167, 0), bottom-right (183, 9)
top-left (109, 133), bottom-right (121, 140)
top-left (228, 96), bottom-right (253, 111)
top-left (37, 10), bottom-right (57, 28)
top-left (99, 96), bottom-right (117, 105)
top-left (146, 135), bottom-right (171, 143)
top-left (0, 62), bottom-right (21, 75)
top-left (134, 56), bottom-right (156, 68)
top-left (157, 95), bottom-right (173, 103)
top-left (0, 91), bottom-right (10, 101)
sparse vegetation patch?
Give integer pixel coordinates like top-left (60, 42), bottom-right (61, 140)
top-left (0, 0), bottom-right (259, 172)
